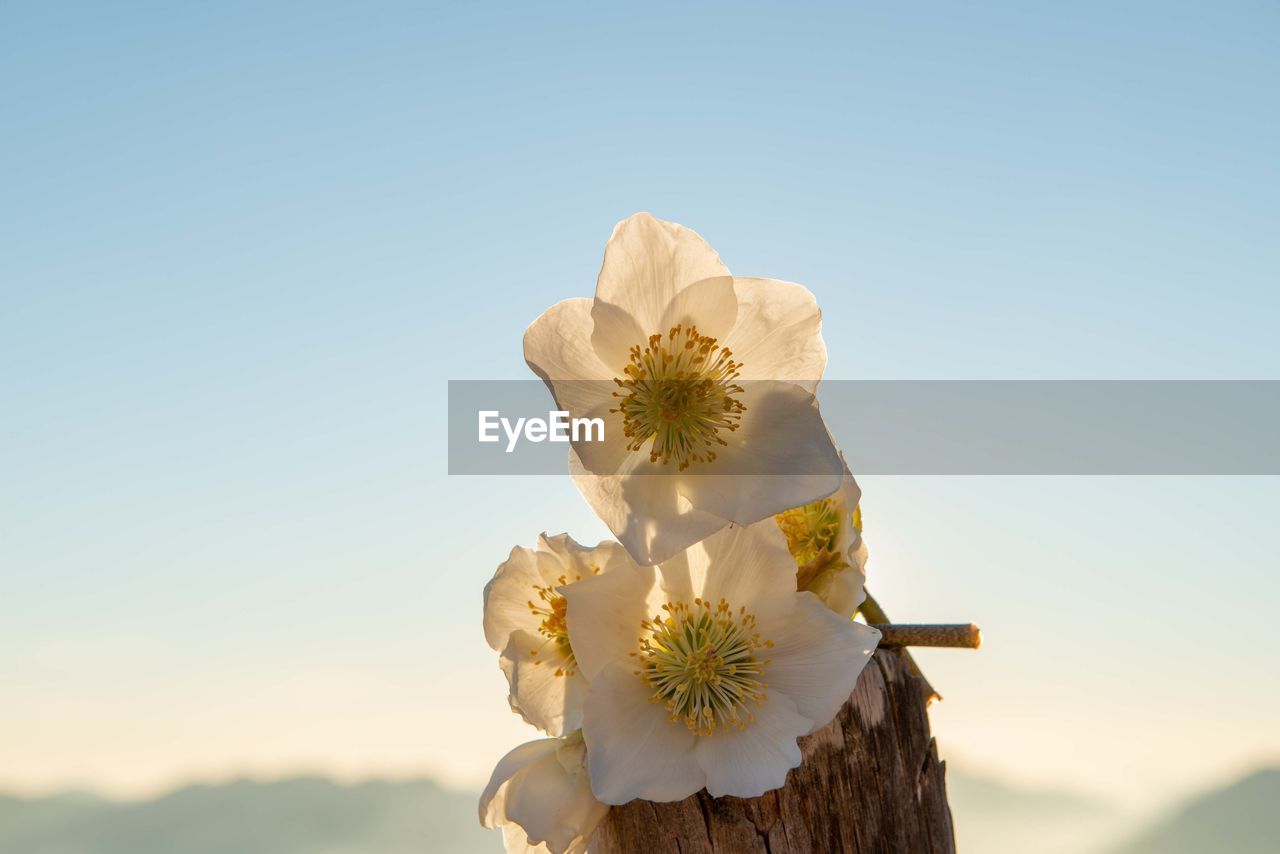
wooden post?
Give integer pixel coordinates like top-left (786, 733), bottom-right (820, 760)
top-left (589, 646), bottom-right (956, 853)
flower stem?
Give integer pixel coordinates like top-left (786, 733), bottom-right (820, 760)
top-left (857, 590), bottom-right (942, 703)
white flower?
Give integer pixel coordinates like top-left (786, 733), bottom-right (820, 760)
top-left (524, 212), bottom-right (843, 565)
top-left (479, 731), bottom-right (608, 854)
top-left (774, 457), bottom-right (869, 618)
top-left (484, 533), bottom-right (638, 736)
top-left (561, 518), bottom-right (881, 804)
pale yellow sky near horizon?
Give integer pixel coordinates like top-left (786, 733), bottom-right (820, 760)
top-left (5, 643), bottom-right (1276, 814)
top-left (6, 477), bottom-right (1278, 817)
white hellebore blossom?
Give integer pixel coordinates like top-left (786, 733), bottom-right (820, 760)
top-left (480, 731), bottom-right (608, 854)
top-left (524, 212), bottom-right (843, 566)
top-left (484, 533), bottom-right (637, 736)
top-left (774, 457), bottom-right (869, 618)
top-left (562, 518), bottom-right (881, 804)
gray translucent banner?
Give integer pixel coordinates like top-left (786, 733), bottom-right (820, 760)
top-left (447, 380), bottom-right (1279, 475)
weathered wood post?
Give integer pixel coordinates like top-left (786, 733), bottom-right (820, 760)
top-left (590, 645), bottom-right (956, 853)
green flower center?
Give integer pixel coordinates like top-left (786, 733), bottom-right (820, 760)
top-left (635, 597), bottom-right (772, 736)
top-left (775, 497), bottom-right (842, 567)
top-left (610, 324), bottom-right (745, 471)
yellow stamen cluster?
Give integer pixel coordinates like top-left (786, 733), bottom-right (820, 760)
top-left (610, 324), bottom-right (745, 471)
top-left (776, 498), bottom-right (848, 590)
top-left (527, 568), bottom-right (598, 677)
top-left (632, 597), bottom-right (771, 736)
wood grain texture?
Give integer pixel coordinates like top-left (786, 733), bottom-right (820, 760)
top-left (590, 647), bottom-right (955, 854)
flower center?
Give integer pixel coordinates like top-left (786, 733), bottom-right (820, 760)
top-left (610, 324), bottom-right (745, 471)
top-left (634, 597), bottom-right (771, 735)
top-left (775, 498), bottom-right (842, 567)
top-left (527, 570), bottom-right (596, 677)
top-left (776, 497), bottom-right (848, 589)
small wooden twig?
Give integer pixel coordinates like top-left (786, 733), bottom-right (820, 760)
top-left (857, 591), bottom-right (940, 702)
top-left (870, 623), bottom-right (982, 649)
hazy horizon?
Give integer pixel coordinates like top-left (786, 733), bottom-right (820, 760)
top-left (6, 764), bottom-right (1279, 854)
top-left (8, 756), bottom-right (1276, 818)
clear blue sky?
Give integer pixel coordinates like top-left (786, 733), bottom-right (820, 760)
top-left (2, 1), bottom-right (1277, 808)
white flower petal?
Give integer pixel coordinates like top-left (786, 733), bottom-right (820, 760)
top-left (593, 212), bottom-right (730, 335)
top-left (806, 557), bottom-right (867, 620)
top-left (849, 533), bottom-right (869, 575)
top-left (500, 823), bottom-right (550, 854)
top-left (561, 560), bottom-right (654, 681)
top-left (569, 448), bottom-right (729, 566)
top-left (674, 382), bottom-right (843, 524)
top-left (588, 298), bottom-right (647, 377)
top-left (831, 456), bottom-right (864, 567)
top-left (582, 661), bottom-right (704, 805)
top-left (502, 753), bottom-right (594, 851)
top-left (821, 504), bottom-right (869, 618)
top-left (499, 629), bottom-right (587, 736)
top-left (480, 738), bottom-right (560, 828)
top-left (764, 593), bottom-right (881, 733)
top-left (565, 407), bottom-right (632, 476)
top-left (536, 533), bottom-right (633, 584)
top-left (650, 538), bottom-right (700, 604)
top-left (660, 521), bottom-right (798, 622)
top-left (723, 277), bottom-right (827, 394)
top-left (693, 691), bottom-right (809, 798)
top-left (483, 546), bottom-right (544, 652)
top-left (525, 301), bottom-right (631, 475)
top-left (657, 275), bottom-right (738, 342)
top-left (487, 535), bottom-right (638, 736)
top-left (550, 737), bottom-right (610, 845)
top-left (481, 734), bottom-right (606, 854)
top-left (838, 457), bottom-right (863, 507)
top-left (524, 298), bottom-right (616, 418)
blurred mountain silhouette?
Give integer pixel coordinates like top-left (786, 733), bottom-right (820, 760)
top-left (948, 768), bottom-right (1131, 854)
top-left (1111, 768), bottom-right (1280, 854)
top-left (0, 777), bottom-right (501, 854)
top-left (1, 766), bottom-right (1275, 854)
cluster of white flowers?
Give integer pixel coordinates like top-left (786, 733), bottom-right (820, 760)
top-left (480, 214), bottom-right (879, 853)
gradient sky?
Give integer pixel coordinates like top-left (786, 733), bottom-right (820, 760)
top-left (3, 1), bottom-right (1278, 812)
